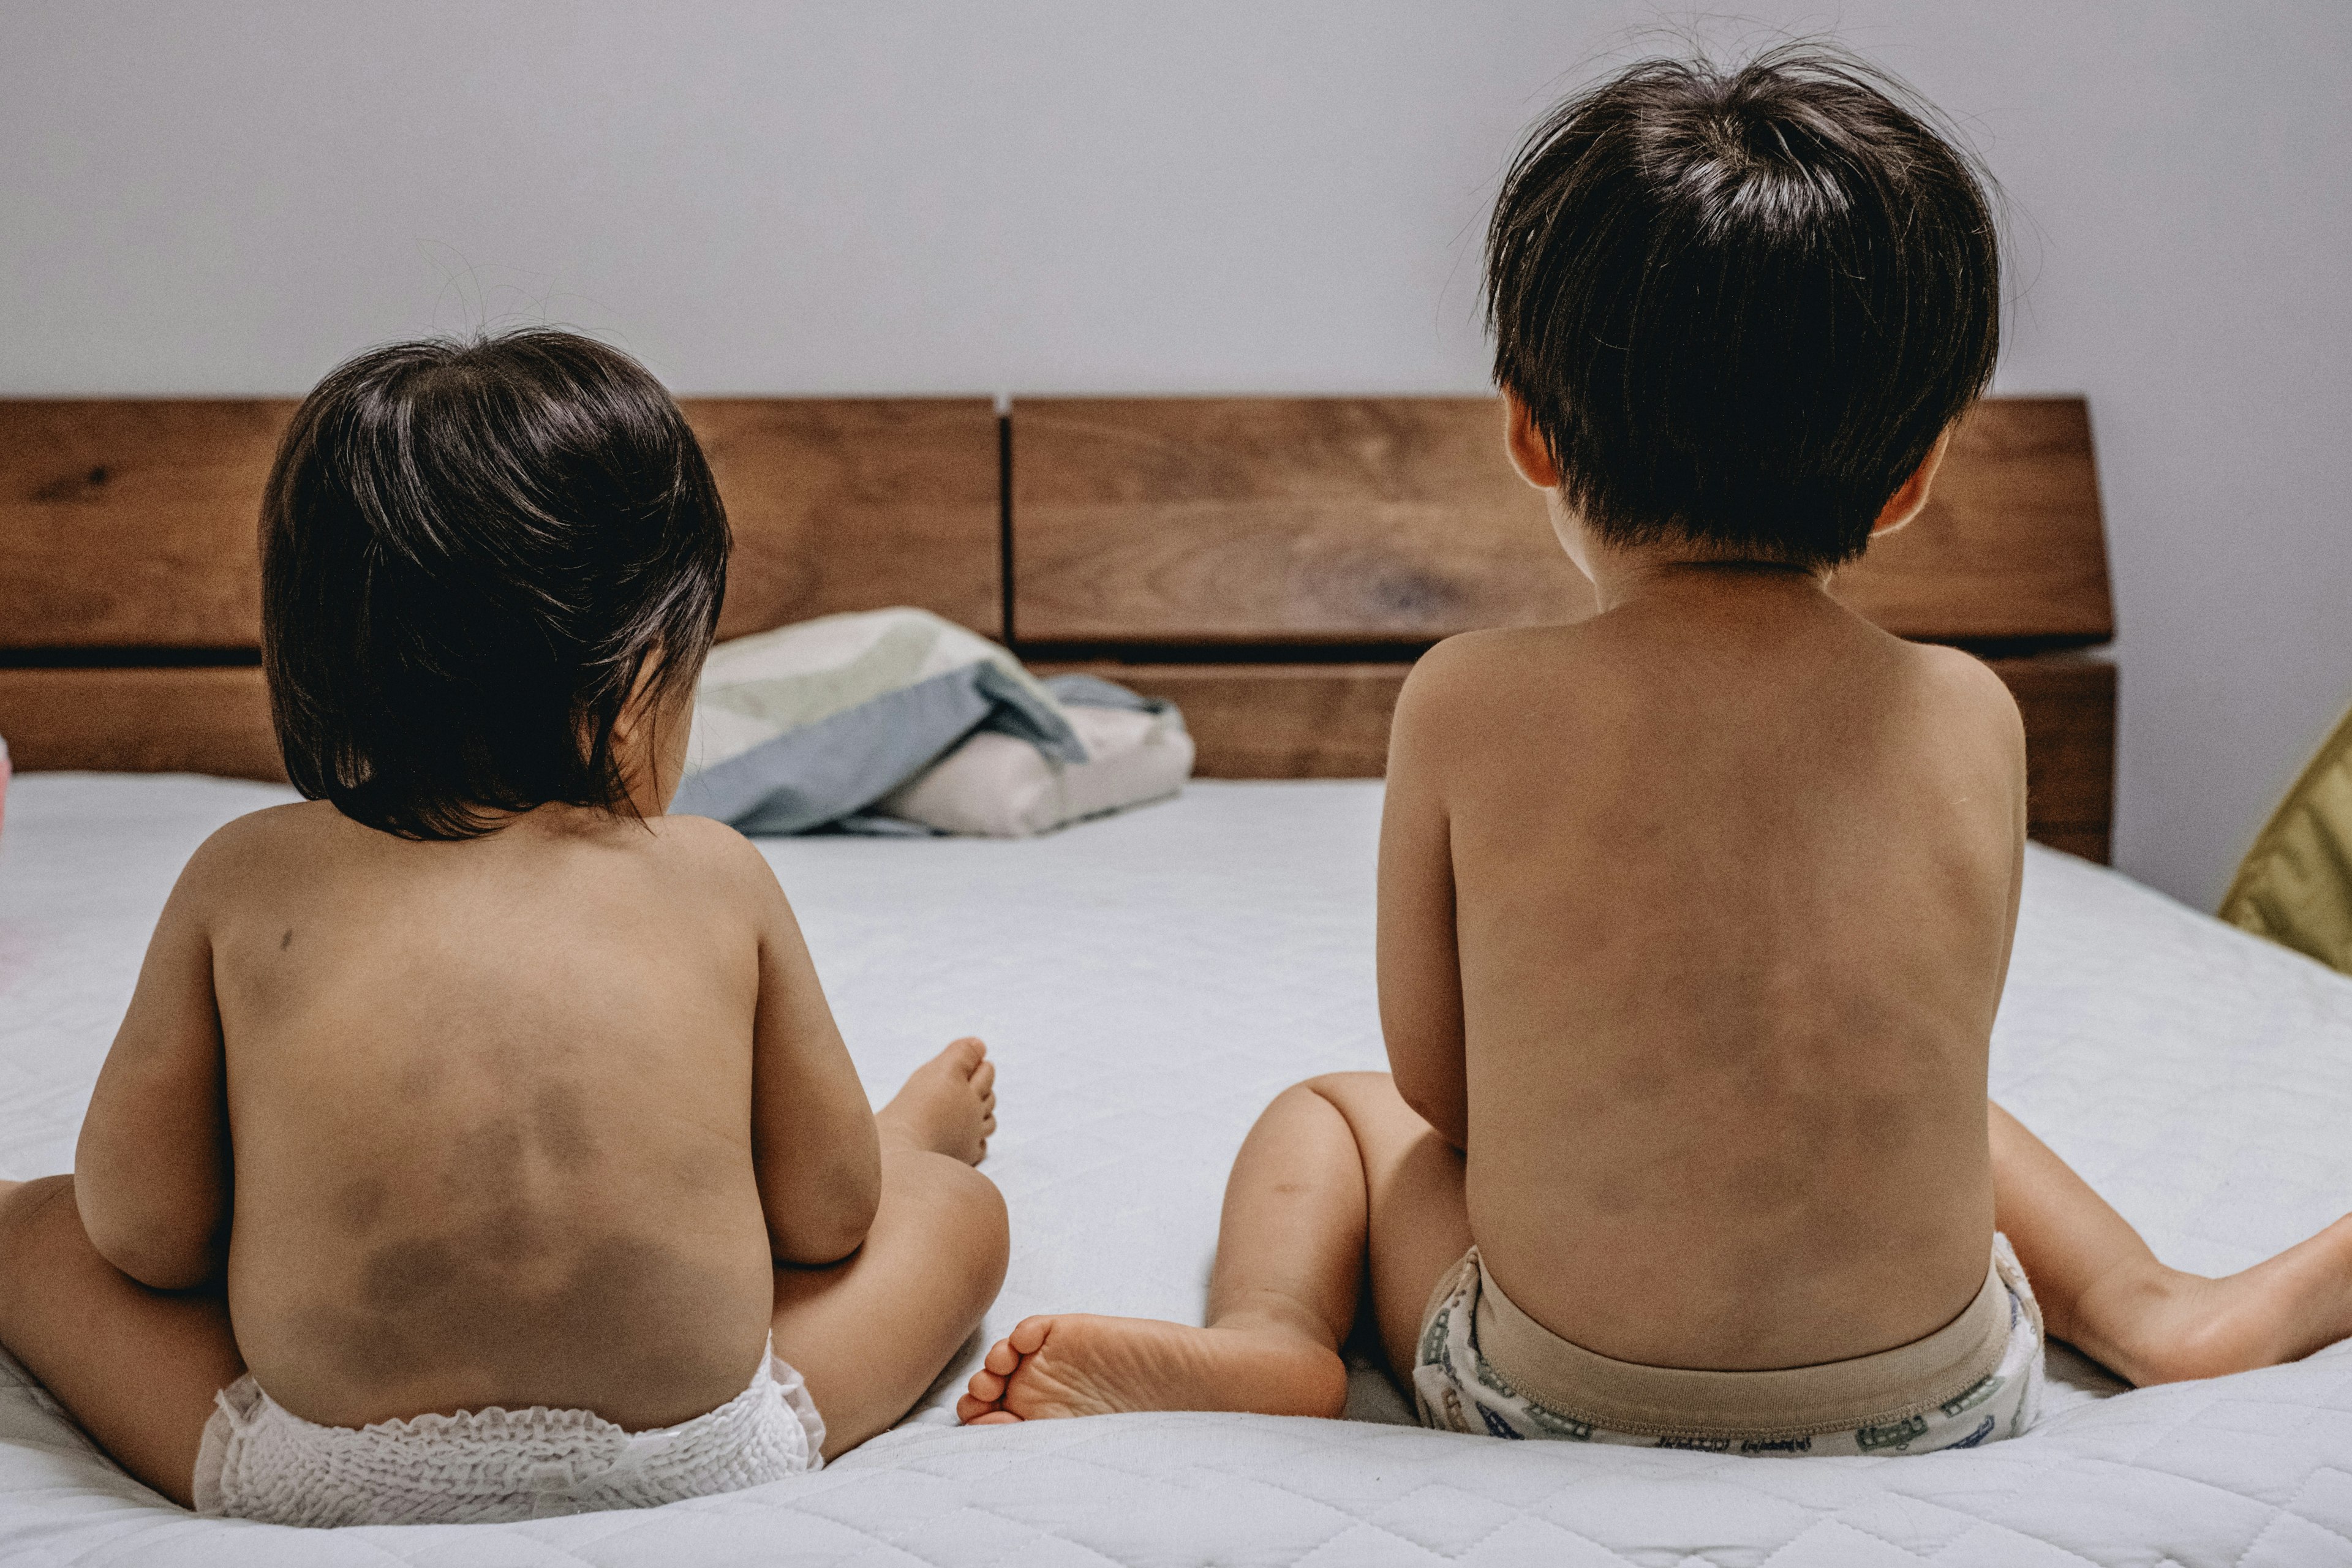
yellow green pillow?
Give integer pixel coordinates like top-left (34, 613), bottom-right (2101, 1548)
top-left (2220, 698), bottom-right (2352, 976)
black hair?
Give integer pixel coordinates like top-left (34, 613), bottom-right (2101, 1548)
top-left (260, 328), bottom-right (730, 840)
top-left (1485, 45), bottom-right (2000, 568)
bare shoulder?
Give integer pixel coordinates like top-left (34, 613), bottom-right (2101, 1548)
top-left (1398, 624), bottom-right (1597, 724)
top-left (189, 797), bottom-right (342, 854)
top-left (646, 811), bottom-right (771, 877)
top-left (644, 812), bottom-right (786, 911)
top-left (1389, 625), bottom-right (1607, 802)
top-left (1392, 630), bottom-right (1510, 760)
top-left (1907, 642), bottom-right (2024, 742)
top-left (1894, 643), bottom-right (2028, 810)
top-left (177, 799), bottom-right (350, 903)
top-left (1406, 623), bottom-right (1581, 678)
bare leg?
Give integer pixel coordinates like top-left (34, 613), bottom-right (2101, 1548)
top-left (0, 1176), bottom-right (243, 1507)
top-left (959, 1072), bottom-right (1466, 1422)
top-left (772, 1040), bottom-right (1008, 1457)
top-left (1992, 1102), bottom-right (2352, 1384)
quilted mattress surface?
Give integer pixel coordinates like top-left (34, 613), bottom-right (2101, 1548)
top-left (2, 773), bottom-right (2351, 1565)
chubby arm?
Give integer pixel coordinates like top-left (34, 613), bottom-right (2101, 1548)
top-left (74, 843), bottom-right (234, 1291)
top-left (1920, 644), bottom-right (2032, 995)
top-left (744, 853), bottom-right (883, 1267)
top-left (1976, 655), bottom-right (2032, 1006)
top-left (1379, 648), bottom-right (1470, 1150)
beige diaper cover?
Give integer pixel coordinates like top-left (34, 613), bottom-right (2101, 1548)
top-left (1414, 1235), bottom-right (2044, 1455)
top-left (192, 1340), bottom-right (825, 1526)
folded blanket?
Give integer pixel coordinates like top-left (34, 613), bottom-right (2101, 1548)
top-left (673, 609), bottom-right (1082, 835)
top-left (873, 676), bottom-right (1195, 838)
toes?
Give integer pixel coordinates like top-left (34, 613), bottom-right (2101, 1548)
top-left (967, 1367), bottom-right (1006, 1402)
top-left (968, 1410), bottom-right (1023, 1425)
top-left (956, 1393), bottom-right (998, 1423)
top-left (972, 1059), bottom-right (997, 1097)
top-left (983, 1337), bottom-right (1023, 1376)
top-left (947, 1037), bottom-right (987, 1073)
top-left (1008, 1315), bottom-right (1054, 1355)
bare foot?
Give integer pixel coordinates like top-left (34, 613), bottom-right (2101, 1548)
top-left (2090, 1215), bottom-right (2352, 1385)
top-left (876, 1038), bottom-right (996, 1165)
top-left (954, 1313), bottom-right (1346, 1424)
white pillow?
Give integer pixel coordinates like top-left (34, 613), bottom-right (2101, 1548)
top-left (873, 702), bottom-right (1194, 838)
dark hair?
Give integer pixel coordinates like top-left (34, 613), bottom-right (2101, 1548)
top-left (1485, 45), bottom-right (2000, 568)
top-left (260, 329), bottom-right (729, 839)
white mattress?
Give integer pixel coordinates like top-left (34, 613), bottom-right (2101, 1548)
top-left (3, 772), bottom-right (2351, 1564)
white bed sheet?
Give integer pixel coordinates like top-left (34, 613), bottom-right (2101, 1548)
top-left (2, 772), bottom-right (2350, 1564)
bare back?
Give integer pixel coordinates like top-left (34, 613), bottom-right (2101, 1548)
top-left (1382, 570), bottom-right (2026, 1371)
top-left (211, 806), bottom-right (774, 1428)
top-left (74, 799), bottom-right (882, 1434)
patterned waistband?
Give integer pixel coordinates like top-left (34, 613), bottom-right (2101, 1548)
top-left (1466, 1250), bottom-right (2015, 1442)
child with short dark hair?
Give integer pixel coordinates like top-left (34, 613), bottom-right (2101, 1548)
top-left (0, 330), bottom-right (1008, 1523)
top-left (958, 48), bottom-right (2352, 1452)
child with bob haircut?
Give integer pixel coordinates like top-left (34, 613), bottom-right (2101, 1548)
top-left (959, 47), bottom-right (2352, 1453)
top-left (0, 330), bottom-right (1009, 1523)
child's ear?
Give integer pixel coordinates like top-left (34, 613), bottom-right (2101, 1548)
top-left (1872, 428), bottom-right (1956, 538)
top-left (609, 649), bottom-right (668, 747)
top-left (1501, 388), bottom-right (1562, 490)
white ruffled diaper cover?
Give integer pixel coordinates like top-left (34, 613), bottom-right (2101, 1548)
top-left (192, 1341), bottom-right (824, 1527)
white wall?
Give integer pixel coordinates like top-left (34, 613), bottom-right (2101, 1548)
top-left (5, 2), bottom-right (2348, 907)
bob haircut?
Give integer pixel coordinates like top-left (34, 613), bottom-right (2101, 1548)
top-left (260, 329), bottom-right (730, 840)
top-left (1485, 45), bottom-right (2000, 570)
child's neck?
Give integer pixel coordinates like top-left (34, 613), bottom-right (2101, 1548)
top-left (1581, 543), bottom-right (1831, 617)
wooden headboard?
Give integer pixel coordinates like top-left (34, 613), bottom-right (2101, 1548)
top-left (0, 394), bottom-right (2115, 860)
top-left (1014, 396), bottom-right (2115, 862)
top-left (0, 399), bottom-right (1001, 780)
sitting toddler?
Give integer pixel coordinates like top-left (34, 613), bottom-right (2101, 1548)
top-left (957, 48), bottom-right (2352, 1452)
top-left (0, 331), bottom-right (1008, 1522)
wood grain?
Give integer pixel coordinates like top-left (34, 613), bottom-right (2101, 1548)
top-left (1012, 398), bottom-right (1593, 643)
top-left (1835, 399), bottom-right (2113, 644)
top-left (1044, 651), bottom-right (2116, 862)
top-left (1011, 396), bottom-right (2109, 648)
top-left (1034, 661), bottom-right (1409, 779)
top-left (2029, 826), bottom-right (2111, 864)
top-left (0, 666), bottom-right (283, 780)
top-left (1995, 652), bottom-right (2117, 862)
top-left (2, 649), bottom-right (2112, 860)
top-left (0, 398), bottom-right (1004, 652)
top-left (0, 401), bottom-right (296, 649)
top-left (684, 399), bottom-right (1003, 639)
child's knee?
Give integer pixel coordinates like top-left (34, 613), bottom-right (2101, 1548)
top-left (1300, 1071), bottom-right (1392, 1099)
top-left (0, 1175), bottom-right (78, 1243)
top-left (1297, 1072), bottom-right (1409, 1126)
top-left (901, 1154), bottom-right (1008, 1305)
top-left (0, 1176), bottom-right (79, 1315)
top-left (952, 1166), bottom-right (1011, 1289)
